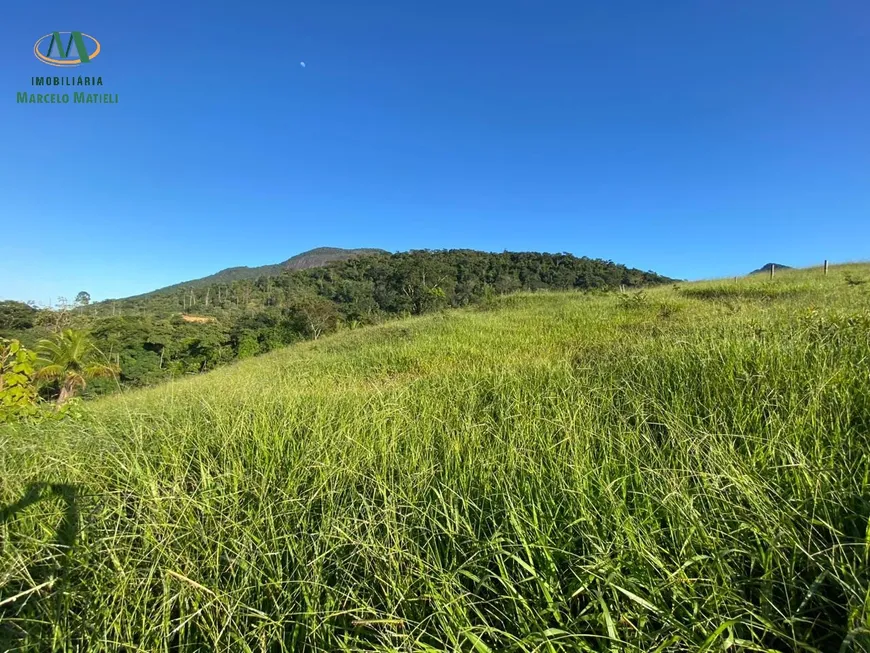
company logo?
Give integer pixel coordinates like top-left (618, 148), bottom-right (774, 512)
top-left (17, 31), bottom-right (117, 105)
top-left (34, 32), bottom-right (101, 67)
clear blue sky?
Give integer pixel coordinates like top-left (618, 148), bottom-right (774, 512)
top-left (2, 1), bottom-right (868, 303)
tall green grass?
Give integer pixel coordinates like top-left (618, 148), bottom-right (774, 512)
top-left (2, 265), bottom-right (869, 651)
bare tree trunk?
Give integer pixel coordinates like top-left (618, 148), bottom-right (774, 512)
top-left (57, 381), bottom-right (74, 407)
top-left (310, 319), bottom-right (321, 340)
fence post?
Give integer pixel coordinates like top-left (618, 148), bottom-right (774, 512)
top-left (770, 264), bottom-right (775, 279)
top-left (824, 259), bottom-right (828, 275)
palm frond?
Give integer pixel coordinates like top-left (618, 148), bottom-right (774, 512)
top-left (34, 329), bottom-right (117, 399)
top-left (66, 373), bottom-right (86, 390)
top-left (84, 364), bottom-right (119, 380)
top-left (34, 364), bottom-right (64, 381)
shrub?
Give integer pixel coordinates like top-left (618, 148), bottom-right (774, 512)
top-left (0, 338), bottom-right (41, 422)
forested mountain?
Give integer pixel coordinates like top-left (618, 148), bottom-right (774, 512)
top-left (100, 249), bottom-right (671, 316)
top-left (131, 247), bottom-right (388, 297)
top-left (2, 249), bottom-right (674, 396)
top-left (750, 263), bottom-right (792, 274)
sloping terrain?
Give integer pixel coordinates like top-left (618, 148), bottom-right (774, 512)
top-left (1, 264), bottom-right (869, 651)
top-left (126, 247), bottom-right (388, 298)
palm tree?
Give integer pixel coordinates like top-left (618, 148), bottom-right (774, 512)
top-left (35, 329), bottom-right (118, 405)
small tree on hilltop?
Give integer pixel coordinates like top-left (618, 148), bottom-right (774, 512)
top-left (75, 291), bottom-right (91, 307)
top-left (284, 295), bottom-right (340, 340)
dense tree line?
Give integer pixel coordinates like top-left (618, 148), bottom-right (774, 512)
top-left (1, 250), bottom-right (673, 396)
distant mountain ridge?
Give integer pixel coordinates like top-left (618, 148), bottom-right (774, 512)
top-left (94, 249), bottom-right (675, 319)
top-left (134, 247), bottom-right (388, 298)
top-left (750, 263), bottom-right (792, 275)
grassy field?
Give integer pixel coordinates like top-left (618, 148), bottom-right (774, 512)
top-left (2, 265), bottom-right (869, 652)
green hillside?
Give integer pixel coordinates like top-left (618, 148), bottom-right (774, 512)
top-left (95, 248), bottom-right (673, 315)
top-left (2, 264), bottom-right (869, 651)
top-left (3, 250), bottom-right (673, 395)
top-left (123, 247), bottom-right (389, 298)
